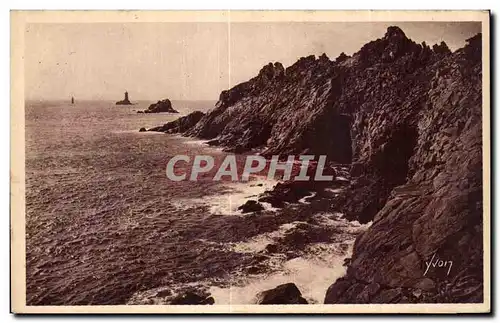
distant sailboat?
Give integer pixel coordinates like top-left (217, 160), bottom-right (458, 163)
top-left (71, 97), bottom-right (75, 104)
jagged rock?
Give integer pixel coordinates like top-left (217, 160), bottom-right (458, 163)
top-left (138, 127), bottom-right (147, 132)
top-left (148, 111), bottom-right (205, 134)
top-left (325, 32), bottom-right (483, 304)
top-left (336, 52), bottom-right (349, 63)
top-left (237, 200), bottom-right (264, 213)
top-left (254, 283), bottom-right (308, 304)
top-left (324, 278), bottom-right (352, 304)
top-left (433, 41), bottom-right (451, 55)
top-left (319, 53), bottom-right (330, 61)
top-left (142, 99), bottom-right (179, 113)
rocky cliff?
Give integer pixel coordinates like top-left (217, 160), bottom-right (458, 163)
top-left (165, 26), bottom-right (484, 303)
top-left (324, 30), bottom-right (483, 304)
top-left (148, 111), bottom-right (204, 133)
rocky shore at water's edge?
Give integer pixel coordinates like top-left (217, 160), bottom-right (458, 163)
top-left (143, 27), bottom-right (483, 304)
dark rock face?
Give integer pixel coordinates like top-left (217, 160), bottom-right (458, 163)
top-left (254, 283), bottom-right (308, 304)
top-left (433, 41), bottom-right (452, 56)
top-left (185, 57), bottom-right (343, 157)
top-left (178, 27), bottom-right (483, 304)
top-left (324, 33), bottom-right (483, 303)
top-left (238, 200), bottom-right (265, 213)
top-left (139, 127), bottom-right (147, 132)
top-left (148, 111), bottom-right (205, 134)
top-left (141, 99), bottom-right (179, 113)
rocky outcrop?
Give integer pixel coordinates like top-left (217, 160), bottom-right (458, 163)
top-left (116, 99), bottom-right (132, 105)
top-left (254, 283), bottom-right (308, 304)
top-left (238, 200), bottom-right (265, 213)
top-left (325, 32), bottom-right (483, 304)
top-left (176, 27), bottom-right (483, 303)
top-left (148, 111), bottom-right (205, 134)
top-left (140, 99), bottom-right (179, 113)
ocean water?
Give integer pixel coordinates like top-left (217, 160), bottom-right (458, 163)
top-left (25, 100), bottom-right (367, 305)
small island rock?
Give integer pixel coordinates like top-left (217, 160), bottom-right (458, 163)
top-left (141, 99), bottom-right (179, 113)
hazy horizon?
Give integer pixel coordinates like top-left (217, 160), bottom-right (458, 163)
top-left (25, 21), bottom-right (481, 101)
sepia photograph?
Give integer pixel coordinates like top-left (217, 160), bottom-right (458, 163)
top-left (10, 10), bottom-right (490, 314)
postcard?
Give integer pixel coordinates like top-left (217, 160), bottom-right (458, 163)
top-left (10, 10), bottom-right (490, 314)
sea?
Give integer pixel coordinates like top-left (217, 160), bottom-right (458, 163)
top-left (25, 100), bottom-right (370, 305)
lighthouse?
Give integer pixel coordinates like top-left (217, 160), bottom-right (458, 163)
top-left (116, 91), bottom-right (132, 105)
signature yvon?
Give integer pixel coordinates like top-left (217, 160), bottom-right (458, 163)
top-left (424, 253), bottom-right (453, 276)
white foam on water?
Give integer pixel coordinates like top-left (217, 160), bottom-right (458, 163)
top-left (298, 192), bottom-right (317, 204)
top-left (177, 136), bottom-right (226, 152)
top-left (325, 187), bottom-right (344, 194)
top-left (127, 212), bottom-right (371, 305)
top-left (209, 241), bottom-right (353, 304)
top-left (177, 178), bottom-right (280, 216)
top-left (229, 221), bottom-right (307, 253)
top-left (183, 138), bottom-right (212, 146)
top-left (312, 212), bottom-right (373, 234)
top-left (209, 213), bottom-right (372, 304)
top-left (207, 180), bottom-right (278, 215)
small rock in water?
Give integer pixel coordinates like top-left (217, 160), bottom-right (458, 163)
top-left (139, 127), bottom-right (147, 132)
top-left (258, 181), bottom-right (321, 208)
top-left (264, 243), bottom-right (279, 254)
top-left (142, 99), bottom-right (179, 113)
top-left (238, 200), bottom-right (265, 213)
top-left (254, 283), bottom-right (308, 304)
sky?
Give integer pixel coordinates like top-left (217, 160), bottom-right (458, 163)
top-left (24, 21), bottom-right (481, 101)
